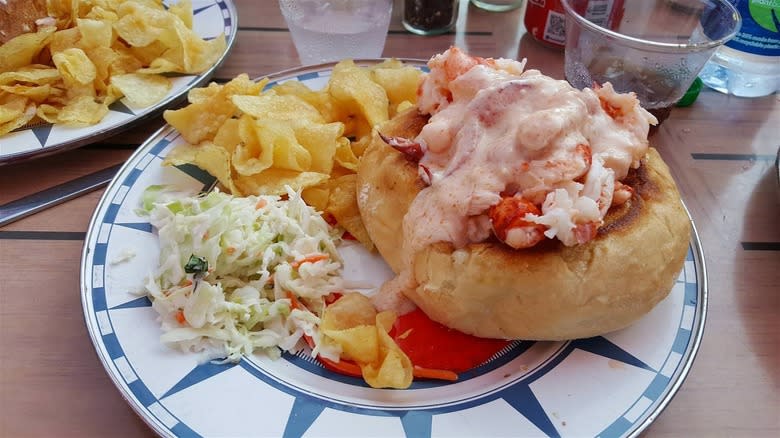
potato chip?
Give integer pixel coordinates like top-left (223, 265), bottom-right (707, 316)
top-left (63, 82), bottom-right (99, 101)
top-left (294, 121), bottom-right (343, 174)
top-left (0, 102), bottom-right (36, 136)
top-left (133, 58), bottom-right (176, 76)
top-left (321, 292), bottom-right (377, 330)
top-left (119, 0), bottom-right (226, 76)
top-left (230, 111), bottom-right (324, 176)
top-left (258, 119), bottom-right (312, 172)
top-left (320, 294), bottom-right (378, 361)
top-left (329, 60), bottom-right (389, 130)
top-left (84, 5), bottom-right (120, 23)
top-left (126, 41), bottom-right (167, 66)
top-left (320, 293), bottom-right (413, 389)
top-left (103, 87), bottom-right (124, 107)
top-left (234, 169), bottom-right (329, 196)
top-left (232, 93), bottom-right (324, 123)
top-left (0, 84), bottom-right (52, 102)
top-left (52, 48), bottom-right (97, 86)
top-left (163, 75), bottom-right (265, 145)
top-left (231, 115), bottom-right (274, 176)
top-left (301, 185), bottom-right (331, 214)
top-left (110, 73), bottom-right (171, 107)
top-left (35, 104), bottom-right (59, 124)
top-left (371, 66), bottom-right (422, 110)
top-left (350, 133), bottom-right (374, 158)
top-left (174, 26), bottom-right (227, 73)
top-left (0, 27), bottom-right (56, 73)
top-left (212, 118), bottom-right (242, 153)
top-left (187, 82), bottom-right (222, 104)
top-left (114, 4), bottom-right (167, 47)
top-left (362, 316), bottom-right (414, 390)
top-left (272, 81), bottom-right (336, 120)
top-left (0, 94), bottom-right (27, 125)
top-left (223, 74), bottom-right (267, 97)
top-left (163, 98), bottom-right (234, 145)
top-left (334, 136), bottom-right (359, 171)
top-left (85, 46), bottom-right (119, 89)
top-left (168, 0), bottom-right (194, 29)
top-left (160, 49), bottom-right (194, 75)
top-left (107, 47), bottom-right (145, 76)
top-left (53, 95), bottom-right (108, 125)
top-left (48, 28), bottom-right (82, 55)
top-left (370, 58), bottom-right (406, 71)
top-left (163, 141), bottom-right (241, 194)
top-left (322, 325), bottom-right (379, 362)
top-left (326, 174), bottom-right (374, 251)
top-left (76, 18), bottom-right (113, 49)
top-left (0, 68), bottom-right (60, 86)
top-left (46, 0), bottom-right (73, 19)
top-left (69, 0), bottom-right (93, 19)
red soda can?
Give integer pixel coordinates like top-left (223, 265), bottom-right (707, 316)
top-left (524, 0), bottom-right (625, 48)
top-left (524, 0), bottom-right (567, 48)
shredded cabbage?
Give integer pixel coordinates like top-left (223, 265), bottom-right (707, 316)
top-left (140, 186), bottom-right (344, 363)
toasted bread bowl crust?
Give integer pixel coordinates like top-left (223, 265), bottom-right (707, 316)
top-left (0, 0), bottom-right (49, 44)
top-left (357, 109), bottom-right (691, 340)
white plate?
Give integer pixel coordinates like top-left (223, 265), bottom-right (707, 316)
top-left (81, 63), bottom-right (708, 438)
top-left (0, 0), bottom-right (238, 165)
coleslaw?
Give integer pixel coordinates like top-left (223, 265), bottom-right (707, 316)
top-left (139, 185), bottom-right (344, 363)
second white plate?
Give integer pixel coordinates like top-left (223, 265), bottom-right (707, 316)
top-left (0, 0), bottom-right (238, 165)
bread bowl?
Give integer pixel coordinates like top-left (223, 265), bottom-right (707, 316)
top-left (356, 48), bottom-right (691, 340)
top-left (0, 0), bottom-right (50, 44)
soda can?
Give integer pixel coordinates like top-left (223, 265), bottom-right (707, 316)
top-left (524, 0), bottom-right (625, 48)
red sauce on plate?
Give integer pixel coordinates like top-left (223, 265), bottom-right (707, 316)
top-left (392, 308), bottom-right (510, 373)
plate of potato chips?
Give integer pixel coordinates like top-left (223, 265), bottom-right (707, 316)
top-left (81, 59), bottom-right (707, 438)
top-left (0, 0), bottom-right (237, 165)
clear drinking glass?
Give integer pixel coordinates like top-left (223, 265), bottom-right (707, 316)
top-left (561, 0), bottom-right (741, 124)
top-left (279, 0), bottom-right (393, 65)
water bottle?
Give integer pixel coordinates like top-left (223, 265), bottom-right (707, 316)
top-left (699, 0), bottom-right (780, 97)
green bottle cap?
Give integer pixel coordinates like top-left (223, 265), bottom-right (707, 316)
top-left (677, 77), bottom-right (702, 107)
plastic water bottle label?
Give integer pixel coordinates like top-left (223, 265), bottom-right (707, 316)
top-left (725, 0), bottom-right (780, 57)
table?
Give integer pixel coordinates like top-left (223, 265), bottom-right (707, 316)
top-left (1, 0), bottom-right (778, 436)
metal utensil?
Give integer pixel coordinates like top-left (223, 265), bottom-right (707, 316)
top-left (0, 164), bottom-right (121, 227)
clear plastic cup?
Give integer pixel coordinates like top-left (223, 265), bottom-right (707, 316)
top-left (279, 0), bottom-right (393, 65)
top-left (561, 0), bottom-right (741, 124)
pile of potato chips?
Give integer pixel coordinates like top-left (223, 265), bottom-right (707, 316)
top-left (0, 0), bottom-right (226, 136)
top-left (163, 59), bottom-right (422, 250)
top-left (321, 293), bottom-right (413, 389)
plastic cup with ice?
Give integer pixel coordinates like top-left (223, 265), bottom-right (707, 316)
top-left (279, 0), bottom-right (393, 65)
